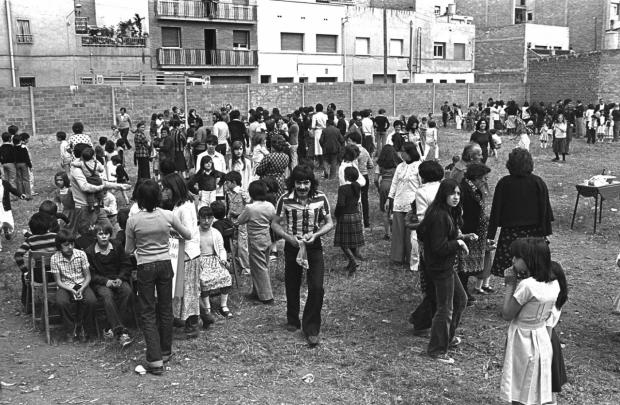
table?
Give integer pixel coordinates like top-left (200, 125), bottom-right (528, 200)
top-left (570, 182), bottom-right (620, 233)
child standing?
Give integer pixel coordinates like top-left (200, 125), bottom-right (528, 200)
top-left (50, 229), bottom-right (97, 342)
top-left (539, 121), bottom-right (551, 149)
top-left (230, 141), bottom-right (252, 192)
top-left (375, 145), bottom-right (401, 240)
top-left (334, 166), bottom-right (365, 276)
top-left (188, 155), bottom-right (224, 209)
top-left (223, 171), bottom-right (251, 274)
top-left (237, 180), bottom-right (276, 304)
top-left (604, 117), bottom-right (614, 143)
top-left (424, 121), bottom-right (439, 161)
top-left (501, 238), bottom-right (566, 405)
top-left (595, 112), bottom-right (606, 143)
top-left (53, 171), bottom-right (76, 231)
top-left (197, 206), bottom-right (233, 326)
top-left (13, 134), bottom-right (31, 198)
top-left (57, 131), bottom-right (72, 173)
top-left (251, 133), bottom-right (269, 180)
top-left (21, 133), bottom-right (36, 196)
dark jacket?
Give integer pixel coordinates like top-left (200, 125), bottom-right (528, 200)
top-left (487, 174), bottom-right (553, 239)
top-left (228, 120), bottom-right (248, 146)
top-left (85, 240), bottom-right (133, 286)
top-left (460, 179), bottom-right (483, 234)
top-left (319, 125), bottom-right (345, 155)
top-left (158, 135), bottom-right (174, 163)
top-left (14, 145), bottom-right (31, 168)
top-left (0, 144), bottom-right (15, 164)
top-left (417, 210), bottom-right (460, 279)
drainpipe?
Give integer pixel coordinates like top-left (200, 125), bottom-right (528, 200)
top-left (5, 0), bottom-right (16, 87)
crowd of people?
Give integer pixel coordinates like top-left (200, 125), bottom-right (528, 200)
top-left (7, 94), bottom-right (620, 403)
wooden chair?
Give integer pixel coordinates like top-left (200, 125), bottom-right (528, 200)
top-left (28, 252), bottom-right (58, 345)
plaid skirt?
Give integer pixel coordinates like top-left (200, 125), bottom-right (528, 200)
top-left (491, 225), bottom-right (543, 277)
top-left (334, 212), bottom-right (365, 248)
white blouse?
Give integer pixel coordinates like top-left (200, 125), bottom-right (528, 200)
top-left (172, 201), bottom-right (201, 259)
top-left (388, 161), bottom-right (422, 213)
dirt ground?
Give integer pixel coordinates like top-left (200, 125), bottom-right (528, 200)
top-left (1, 127), bottom-right (620, 404)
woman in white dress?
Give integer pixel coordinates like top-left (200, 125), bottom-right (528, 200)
top-left (501, 238), bottom-right (563, 405)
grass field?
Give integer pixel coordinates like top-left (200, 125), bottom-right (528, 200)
top-left (1, 127), bottom-right (620, 404)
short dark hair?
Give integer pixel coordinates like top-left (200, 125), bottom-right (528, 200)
top-left (206, 134), bottom-right (218, 146)
top-left (73, 143), bottom-right (89, 158)
top-left (347, 131), bottom-right (362, 145)
top-left (55, 229), bottom-right (76, 250)
top-left (20, 132), bottom-right (30, 141)
top-left (159, 159), bottom-right (176, 176)
top-left (402, 142), bottom-right (421, 163)
top-left (98, 136), bottom-right (108, 146)
top-left (28, 212), bottom-right (52, 235)
top-left (342, 145), bottom-right (359, 162)
top-left (248, 180), bottom-right (268, 201)
top-left (271, 135), bottom-right (288, 153)
top-left (55, 131), bottom-right (67, 141)
top-left (378, 108), bottom-right (386, 114)
top-left (72, 122), bottom-right (84, 134)
top-left (506, 148), bottom-right (534, 176)
top-left (418, 160), bottom-right (444, 183)
top-left (117, 208), bottom-right (130, 230)
top-left (115, 138), bottom-right (125, 148)
top-left (39, 200), bottom-right (58, 216)
top-left (93, 221), bottom-right (114, 236)
top-left (224, 171), bottom-right (242, 186)
top-left (136, 179), bottom-right (162, 212)
top-left (210, 200), bottom-right (226, 219)
top-left (464, 162), bottom-right (491, 181)
top-left (198, 206), bottom-right (214, 218)
top-left (12, 134), bottom-right (21, 145)
top-left (315, 103), bottom-right (324, 112)
top-left (81, 147), bottom-right (95, 161)
top-left (229, 110), bottom-right (241, 120)
top-left (7, 125), bottom-right (18, 135)
top-left (105, 140), bottom-right (115, 153)
top-left (344, 166), bottom-right (359, 183)
top-left (428, 121), bottom-right (437, 128)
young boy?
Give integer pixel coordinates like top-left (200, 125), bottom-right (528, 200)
top-left (72, 147), bottom-right (106, 211)
top-left (13, 133), bottom-right (32, 198)
top-left (20, 133), bottom-right (37, 196)
top-left (0, 132), bottom-right (17, 187)
top-left (223, 171), bottom-right (251, 273)
top-left (51, 229), bottom-right (97, 342)
top-left (96, 137), bottom-right (107, 166)
top-left (56, 131), bottom-right (72, 173)
top-left (14, 212), bottom-right (56, 311)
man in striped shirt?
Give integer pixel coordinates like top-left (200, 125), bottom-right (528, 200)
top-left (14, 212), bottom-right (57, 311)
top-left (271, 165), bottom-right (333, 347)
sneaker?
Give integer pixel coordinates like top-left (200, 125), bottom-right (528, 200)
top-left (103, 329), bottom-right (114, 340)
top-left (118, 333), bottom-right (133, 347)
top-left (433, 354), bottom-right (455, 364)
top-left (145, 365), bottom-right (164, 376)
top-left (449, 337), bottom-right (462, 348)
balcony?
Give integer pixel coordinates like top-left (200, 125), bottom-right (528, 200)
top-left (156, 1), bottom-right (256, 23)
top-left (75, 17), bottom-right (89, 34)
top-left (157, 48), bottom-right (258, 68)
top-left (16, 34), bottom-right (33, 44)
top-left (82, 36), bottom-right (146, 47)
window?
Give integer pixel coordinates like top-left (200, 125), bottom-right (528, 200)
top-left (355, 37), bottom-right (370, 55)
top-left (453, 43), bottom-right (466, 60)
top-left (390, 39), bottom-right (404, 56)
top-left (316, 34), bottom-right (337, 53)
top-left (433, 42), bottom-right (445, 59)
top-left (613, 3), bottom-right (620, 16)
top-left (439, 79), bottom-right (447, 83)
top-left (16, 19), bottom-right (32, 44)
top-left (19, 77), bottom-right (35, 87)
top-left (233, 30), bottom-right (249, 49)
top-left (161, 27), bottom-right (181, 47)
top-left (316, 77), bottom-right (337, 83)
top-left (281, 33), bottom-right (304, 51)
top-left (372, 74), bottom-right (396, 84)
top-left (456, 79), bottom-right (466, 83)
top-left (527, 12), bottom-right (533, 21)
top-left (515, 8), bottom-right (526, 24)
top-left (277, 77), bottom-right (294, 83)
top-left (353, 80), bottom-right (365, 84)
top-left (426, 79), bottom-right (434, 83)
top-left (434, 6), bottom-right (441, 16)
top-left (260, 75), bottom-right (271, 83)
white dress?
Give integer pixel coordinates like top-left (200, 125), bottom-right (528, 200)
top-left (501, 277), bottom-right (560, 405)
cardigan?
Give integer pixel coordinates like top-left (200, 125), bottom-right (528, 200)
top-left (417, 210), bottom-right (460, 279)
top-left (334, 184), bottom-right (360, 217)
top-left (487, 174), bottom-right (553, 239)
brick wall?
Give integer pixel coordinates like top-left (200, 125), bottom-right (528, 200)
top-left (474, 24), bottom-right (526, 83)
top-left (526, 50), bottom-right (620, 104)
top-left (0, 82), bottom-right (527, 135)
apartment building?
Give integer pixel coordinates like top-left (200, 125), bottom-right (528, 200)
top-left (0, 0), bottom-right (151, 87)
top-left (456, 0), bottom-right (620, 52)
top-left (257, 0), bottom-right (475, 84)
top-left (149, 0), bottom-right (258, 84)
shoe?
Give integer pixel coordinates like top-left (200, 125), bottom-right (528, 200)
top-left (412, 328), bottom-right (430, 337)
top-left (201, 311), bottom-right (216, 327)
top-left (348, 263), bottom-right (360, 277)
top-left (162, 353), bottom-right (174, 364)
top-left (481, 286), bottom-right (495, 293)
top-left (260, 298), bottom-right (275, 305)
top-left (552, 158), bottom-right (559, 162)
top-left (118, 333), bottom-right (133, 347)
top-left (269, 252), bottom-right (278, 262)
top-left (103, 329), bottom-right (114, 340)
top-left (307, 335), bottom-right (320, 347)
top-left (284, 323), bottom-right (300, 332)
top-left (473, 288), bottom-right (488, 295)
top-left (433, 354), bottom-right (455, 364)
top-left (145, 365), bottom-right (164, 376)
top-left (219, 307), bottom-right (233, 319)
top-left (449, 337), bottom-right (462, 348)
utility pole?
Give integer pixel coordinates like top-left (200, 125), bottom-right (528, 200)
top-left (593, 17), bottom-right (598, 50)
top-left (383, 7), bottom-right (388, 83)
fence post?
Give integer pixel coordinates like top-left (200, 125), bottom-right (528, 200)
top-left (247, 84), bottom-right (251, 114)
top-left (183, 78), bottom-right (188, 128)
top-left (111, 87), bottom-right (117, 126)
top-left (466, 83), bottom-right (470, 107)
top-left (497, 82), bottom-right (501, 99)
top-left (350, 81), bottom-right (353, 117)
top-left (302, 83), bottom-right (305, 107)
top-left (29, 86), bottom-right (36, 136)
top-left (432, 83), bottom-right (436, 114)
top-left (392, 83), bottom-right (396, 117)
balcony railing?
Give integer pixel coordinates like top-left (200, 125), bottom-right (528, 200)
top-left (81, 36), bottom-right (147, 47)
top-left (156, 1), bottom-right (256, 22)
top-left (158, 48), bottom-right (258, 67)
top-left (75, 17), bottom-right (89, 33)
top-left (16, 34), bottom-right (33, 44)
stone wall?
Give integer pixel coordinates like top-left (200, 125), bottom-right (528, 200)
top-left (0, 82), bottom-right (527, 135)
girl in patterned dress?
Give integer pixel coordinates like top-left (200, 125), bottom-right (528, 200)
top-left (198, 205), bottom-right (233, 326)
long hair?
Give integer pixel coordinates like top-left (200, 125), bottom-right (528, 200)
top-left (509, 237), bottom-right (552, 282)
top-left (377, 144), bottom-right (401, 170)
top-left (197, 155), bottom-right (214, 176)
top-left (418, 178), bottom-right (462, 239)
top-left (231, 140), bottom-right (247, 171)
top-left (286, 165), bottom-right (318, 197)
top-left (161, 173), bottom-right (192, 208)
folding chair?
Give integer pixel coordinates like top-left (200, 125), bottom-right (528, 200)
top-left (28, 252), bottom-right (58, 345)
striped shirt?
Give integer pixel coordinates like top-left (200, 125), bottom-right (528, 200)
top-left (275, 191), bottom-right (330, 239)
top-left (50, 249), bottom-right (89, 288)
top-left (14, 232), bottom-right (57, 274)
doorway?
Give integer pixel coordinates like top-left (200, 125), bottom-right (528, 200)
top-left (205, 29), bottom-right (216, 65)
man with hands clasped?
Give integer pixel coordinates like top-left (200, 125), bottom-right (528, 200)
top-left (271, 166), bottom-right (333, 347)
